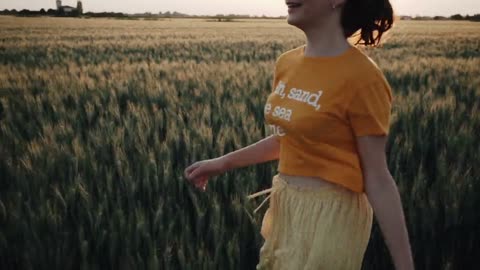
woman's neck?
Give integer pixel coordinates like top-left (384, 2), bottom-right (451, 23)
top-left (302, 15), bottom-right (351, 57)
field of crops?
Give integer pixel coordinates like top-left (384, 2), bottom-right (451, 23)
top-left (0, 16), bottom-right (479, 269)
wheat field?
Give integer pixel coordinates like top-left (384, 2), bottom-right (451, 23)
top-left (0, 16), bottom-right (479, 269)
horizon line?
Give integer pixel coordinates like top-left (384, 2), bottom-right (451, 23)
top-left (1, 8), bottom-right (479, 18)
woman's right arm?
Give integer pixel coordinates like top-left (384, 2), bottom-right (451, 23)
top-left (184, 135), bottom-right (280, 189)
top-left (219, 135), bottom-right (280, 172)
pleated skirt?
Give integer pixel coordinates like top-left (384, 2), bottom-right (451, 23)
top-left (247, 173), bottom-right (373, 270)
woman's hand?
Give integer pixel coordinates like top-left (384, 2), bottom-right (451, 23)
top-left (184, 157), bottom-right (228, 192)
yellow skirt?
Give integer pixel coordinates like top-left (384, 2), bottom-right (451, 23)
top-left (247, 173), bottom-right (373, 270)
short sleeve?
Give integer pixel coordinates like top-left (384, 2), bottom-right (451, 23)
top-left (347, 78), bottom-right (393, 136)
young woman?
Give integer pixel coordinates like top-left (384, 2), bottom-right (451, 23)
top-left (185, 0), bottom-right (415, 269)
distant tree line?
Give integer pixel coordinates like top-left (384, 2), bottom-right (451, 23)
top-left (448, 13), bottom-right (480, 21)
top-left (0, 8), bottom-right (82, 17)
top-left (402, 14), bottom-right (480, 22)
top-left (0, 8), bottom-right (55, 16)
top-left (0, 9), bottom-right (284, 19)
top-left (0, 9), bottom-right (479, 21)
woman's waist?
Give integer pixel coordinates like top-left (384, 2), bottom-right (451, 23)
top-left (277, 172), bottom-right (339, 189)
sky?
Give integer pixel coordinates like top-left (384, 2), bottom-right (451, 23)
top-left (1, 0), bottom-right (479, 17)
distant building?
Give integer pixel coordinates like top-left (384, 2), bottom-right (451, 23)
top-left (56, 0), bottom-right (83, 15)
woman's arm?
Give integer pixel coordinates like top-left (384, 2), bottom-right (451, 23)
top-left (356, 135), bottom-right (415, 270)
top-left (219, 135), bottom-right (280, 172)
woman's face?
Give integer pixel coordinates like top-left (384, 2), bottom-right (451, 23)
top-left (285, 0), bottom-right (343, 30)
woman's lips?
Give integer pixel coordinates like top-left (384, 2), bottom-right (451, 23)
top-left (288, 6), bottom-right (302, 14)
top-left (286, 2), bottom-right (303, 13)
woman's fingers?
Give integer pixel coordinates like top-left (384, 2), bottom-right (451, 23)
top-left (187, 167), bottom-right (201, 181)
top-left (192, 176), bottom-right (208, 191)
top-left (184, 161), bottom-right (209, 191)
top-left (185, 162), bottom-right (200, 175)
top-left (198, 176), bottom-right (208, 191)
top-left (188, 169), bottom-right (204, 184)
top-left (185, 164), bottom-right (199, 179)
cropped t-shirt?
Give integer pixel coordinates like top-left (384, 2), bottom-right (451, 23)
top-left (264, 44), bottom-right (393, 193)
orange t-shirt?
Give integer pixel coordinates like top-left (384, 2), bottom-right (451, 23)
top-left (264, 44), bottom-right (394, 193)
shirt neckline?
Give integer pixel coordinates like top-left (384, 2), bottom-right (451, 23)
top-left (298, 44), bottom-right (357, 63)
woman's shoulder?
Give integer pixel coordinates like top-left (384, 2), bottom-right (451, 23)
top-left (348, 46), bottom-right (389, 85)
top-left (275, 45), bottom-right (304, 65)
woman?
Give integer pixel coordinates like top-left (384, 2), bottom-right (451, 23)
top-left (184, 0), bottom-right (415, 269)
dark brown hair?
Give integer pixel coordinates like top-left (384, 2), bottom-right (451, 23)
top-left (341, 0), bottom-right (395, 47)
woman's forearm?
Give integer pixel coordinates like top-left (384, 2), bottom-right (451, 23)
top-left (219, 135), bottom-right (280, 171)
top-left (365, 173), bottom-right (415, 270)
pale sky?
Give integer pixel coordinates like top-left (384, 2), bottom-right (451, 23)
top-left (1, 0), bottom-right (479, 17)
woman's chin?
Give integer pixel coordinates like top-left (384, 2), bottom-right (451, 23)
top-left (287, 14), bottom-right (296, 22)
top-left (287, 15), bottom-right (304, 27)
